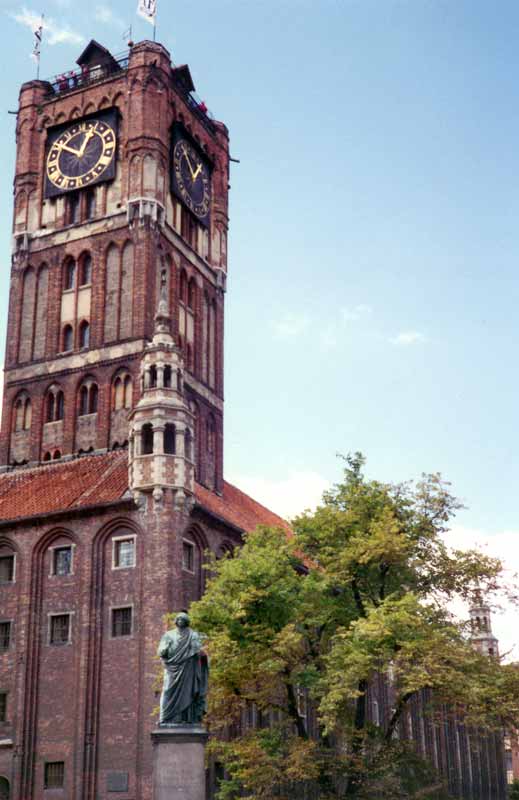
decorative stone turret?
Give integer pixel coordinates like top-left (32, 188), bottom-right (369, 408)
top-left (469, 590), bottom-right (499, 658)
top-left (128, 273), bottom-right (195, 509)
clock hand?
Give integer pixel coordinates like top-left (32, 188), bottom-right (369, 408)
top-left (57, 142), bottom-right (82, 156)
top-left (192, 163), bottom-right (203, 181)
top-left (78, 126), bottom-right (96, 158)
top-left (181, 145), bottom-right (196, 179)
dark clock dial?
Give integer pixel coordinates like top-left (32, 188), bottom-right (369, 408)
top-left (46, 119), bottom-right (117, 191)
top-left (173, 139), bottom-right (211, 220)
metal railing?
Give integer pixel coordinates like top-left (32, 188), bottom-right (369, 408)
top-left (46, 50), bottom-right (130, 97)
top-left (44, 49), bottom-right (217, 134)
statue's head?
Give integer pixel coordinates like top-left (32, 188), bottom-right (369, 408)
top-left (175, 612), bottom-right (190, 629)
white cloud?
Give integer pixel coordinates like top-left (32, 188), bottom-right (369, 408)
top-left (94, 4), bottom-right (125, 29)
top-left (271, 313), bottom-right (309, 340)
top-left (10, 6), bottom-right (84, 46)
top-left (228, 471), bottom-right (330, 521)
top-left (389, 330), bottom-right (427, 346)
top-left (342, 304), bottom-right (373, 322)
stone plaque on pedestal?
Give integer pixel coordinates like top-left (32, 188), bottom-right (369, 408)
top-left (151, 726), bottom-right (208, 800)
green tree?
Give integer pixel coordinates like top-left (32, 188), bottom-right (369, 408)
top-left (510, 779), bottom-right (519, 800)
top-left (189, 455), bottom-right (519, 799)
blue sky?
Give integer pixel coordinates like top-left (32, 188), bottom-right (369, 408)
top-left (1, 1), bottom-right (519, 630)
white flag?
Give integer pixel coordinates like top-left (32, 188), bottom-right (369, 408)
top-left (137, 0), bottom-right (156, 24)
top-left (31, 22), bottom-right (43, 63)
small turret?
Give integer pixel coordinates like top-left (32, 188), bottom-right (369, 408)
top-left (469, 590), bottom-right (499, 658)
top-left (128, 271), bottom-right (195, 509)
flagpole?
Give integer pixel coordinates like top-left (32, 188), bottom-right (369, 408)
top-left (36, 14), bottom-right (44, 80)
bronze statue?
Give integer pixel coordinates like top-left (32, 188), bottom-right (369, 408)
top-left (157, 612), bottom-right (208, 725)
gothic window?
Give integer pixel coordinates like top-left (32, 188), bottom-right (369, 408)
top-left (33, 265), bottom-right (49, 360)
top-left (119, 241), bottom-right (134, 339)
top-left (53, 450), bottom-right (61, 460)
top-left (201, 293), bottom-right (212, 385)
top-left (45, 386), bottom-right (64, 422)
top-left (181, 208), bottom-right (198, 250)
top-left (142, 424), bottom-right (154, 455)
top-left (18, 266), bottom-right (36, 363)
top-left (124, 376), bottom-right (132, 408)
top-left (43, 452), bottom-right (51, 462)
top-left (209, 298), bottom-right (216, 389)
top-left (79, 253), bottom-right (92, 285)
top-left (207, 415), bottom-right (216, 455)
top-left (182, 540), bottom-right (195, 572)
top-left (104, 242), bottom-right (135, 342)
top-left (64, 258), bottom-right (76, 291)
top-left (13, 394), bottom-right (31, 432)
top-left (78, 379), bottom-right (98, 416)
top-left (79, 320), bottom-right (90, 348)
top-left (62, 325), bottom-right (73, 352)
top-left (164, 424), bottom-right (176, 454)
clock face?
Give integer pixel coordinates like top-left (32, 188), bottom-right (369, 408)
top-left (46, 118), bottom-right (117, 193)
top-left (172, 138), bottom-right (211, 223)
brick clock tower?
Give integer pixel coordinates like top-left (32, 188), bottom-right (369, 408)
top-left (0, 39), bottom-right (288, 800)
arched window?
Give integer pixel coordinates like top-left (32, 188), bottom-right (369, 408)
top-left (79, 253), bottom-right (92, 285)
top-left (123, 376), bottom-right (132, 408)
top-left (163, 365), bottom-right (172, 388)
top-left (64, 258), bottom-right (76, 290)
top-left (85, 188), bottom-right (96, 220)
top-left (164, 424), bottom-right (176, 454)
top-left (79, 320), bottom-right (90, 348)
top-left (112, 372), bottom-right (132, 410)
top-left (23, 398), bottom-right (32, 430)
top-left (46, 386), bottom-right (64, 422)
top-left (53, 450), bottom-right (61, 460)
top-left (43, 451), bottom-right (51, 462)
top-left (113, 377), bottom-right (124, 410)
top-left (62, 325), bottom-right (73, 352)
top-left (56, 391), bottom-right (64, 420)
top-left (149, 365), bottom-right (157, 388)
top-left (46, 393), bottom-right (55, 423)
top-left (207, 416), bottom-right (216, 455)
top-left (79, 385), bottom-right (89, 416)
top-left (18, 267), bottom-right (36, 363)
top-left (14, 399), bottom-right (24, 432)
top-left (142, 423), bottom-right (154, 455)
top-left (78, 380), bottom-right (98, 416)
top-left (89, 384), bottom-right (98, 414)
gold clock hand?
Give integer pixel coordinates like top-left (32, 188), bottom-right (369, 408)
top-left (181, 145), bottom-right (196, 179)
top-left (192, 163), bottom-right (203, 181)
top-left (78, 126), bottom-right (95, 158)
top-left (57, 142), bottom-right (82, 156)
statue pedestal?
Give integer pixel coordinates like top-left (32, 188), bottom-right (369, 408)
top-left (151, 726), bottom-right (208, 800)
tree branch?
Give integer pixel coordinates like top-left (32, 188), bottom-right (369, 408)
top-left (384, 691), bottom-right (415, 742)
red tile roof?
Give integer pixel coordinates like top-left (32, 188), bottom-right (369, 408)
top-left (0, 451), bottom-right (290, 535)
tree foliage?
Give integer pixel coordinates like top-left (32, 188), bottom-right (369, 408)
top-left (189, 454), bottom-right (519, 798)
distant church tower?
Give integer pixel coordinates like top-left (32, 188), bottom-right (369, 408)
top-left (470, 591), bottom-right (499, 658)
